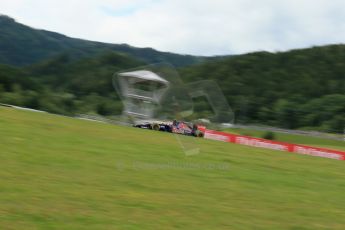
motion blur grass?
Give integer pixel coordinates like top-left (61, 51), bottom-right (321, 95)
top-left (0, 107), bottom-right (344, 229)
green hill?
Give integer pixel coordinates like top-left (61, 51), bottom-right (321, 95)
top-left (0, 15), bottom-right (205, 67)
top-left (1, 106), bottom-right (344, 229)
top-left (1, 45), bottom-right (344, 132)
top-left (181, 45), bottom-right (345, 132)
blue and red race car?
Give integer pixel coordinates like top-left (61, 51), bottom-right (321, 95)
top-left (134, 120), bottom-right (206, 137)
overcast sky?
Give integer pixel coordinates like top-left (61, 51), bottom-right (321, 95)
top-left (1, 0), bottom-right (345, 56)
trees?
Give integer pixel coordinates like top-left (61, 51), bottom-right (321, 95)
top-left (0, 45), bottom-right (344, 132)
top-left (181, 45), bottom-right (345, 132)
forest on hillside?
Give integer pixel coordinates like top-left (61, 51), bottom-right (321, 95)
top-left (0, 45), bottom-right (344, 133)
top-left (181, 45), bottom-right (345, 133)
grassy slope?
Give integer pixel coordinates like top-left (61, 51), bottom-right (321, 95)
top-left (0, 107), bottom-right (344, 230)
top-left (226, 128), bottom-right (345, 151)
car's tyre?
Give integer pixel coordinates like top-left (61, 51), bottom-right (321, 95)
top-left (194, 130), bottom-right (204, 137)
top-left (152, 123), bottom-right (160, 131)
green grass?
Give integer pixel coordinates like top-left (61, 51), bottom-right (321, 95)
top-left (226, 127), bottom-right (345, 151)
top-left (0, 107), bottom-right (345, 230)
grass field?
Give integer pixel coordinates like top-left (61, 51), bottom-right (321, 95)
top-left (226, 127), bottom-right (345, 151)
top-left (1, 107), bottom-right (345, 229)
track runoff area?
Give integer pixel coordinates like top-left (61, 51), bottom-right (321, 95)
top-left (204, 129), bottom-right (345, 161)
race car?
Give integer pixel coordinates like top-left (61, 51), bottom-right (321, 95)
top-left (133, 120), bottom-right (172, 132)
top-left (133, 120), bottom-right (205, 137)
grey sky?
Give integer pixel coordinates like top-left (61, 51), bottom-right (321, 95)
top-left (1, 0), bottom-right (345, 56)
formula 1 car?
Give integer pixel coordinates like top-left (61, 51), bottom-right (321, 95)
top-left (134, 120), bottom-right (205, 137)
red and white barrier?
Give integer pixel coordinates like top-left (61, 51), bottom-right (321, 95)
top-left (204, 129), bottom-right (345, 161)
